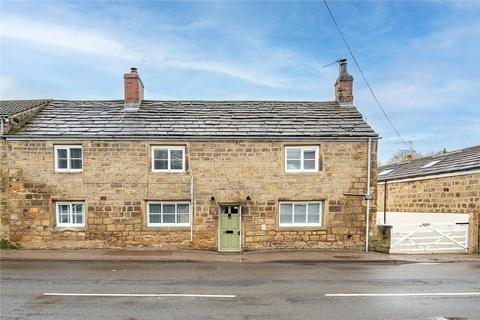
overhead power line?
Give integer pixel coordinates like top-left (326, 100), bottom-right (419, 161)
top-left (305, 1), bottom-right (337, 62)
top-left (322, 0), bottom-right (412, 152)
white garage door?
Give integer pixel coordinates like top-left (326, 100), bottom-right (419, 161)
top-left (379, 212), bottom-right (469, 254)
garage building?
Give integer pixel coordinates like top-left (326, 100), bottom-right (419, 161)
top-left (377, 145), bottom-right (480, 254)
top-left (377, 145), bottom-right (480, 253)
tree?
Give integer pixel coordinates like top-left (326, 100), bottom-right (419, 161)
top-left (384, 150), bottom-right (423, 165)
top-left (382, 148), bottom-right (447, 166)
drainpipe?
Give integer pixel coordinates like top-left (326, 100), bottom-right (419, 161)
top-left (383, 181), bottom-right (387, 224)
top-left (190, 175), bottom-right (194, 242)
top-left (365, 138), bottom-right (372, 252)
top-left (0, 118), bottom-right (4, 135)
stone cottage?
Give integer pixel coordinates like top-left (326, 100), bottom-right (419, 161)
top-left (378, 145), bottom-right (480, 253)
top-left (1, 100), bottom-right (51, 240)
top-left (1, 61), bottom-right (380, 251)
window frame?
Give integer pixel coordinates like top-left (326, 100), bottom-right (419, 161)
top-left (285, 146), bottom-right (320, 173)
top-left (279, 201), bottom-right (323, 227)
top-left (146, 201), bottom-right (191, 227)
top-left (54, 145), bottom-right (83, 172)
top-left (55, 201), bottom-right (86, 228)
top-left (151, 146), bottom-right (186, 173)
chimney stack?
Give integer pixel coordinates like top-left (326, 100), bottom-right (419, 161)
top-left (124, 67), bottom-right (144, 111)
top-left (335, 59), bottom-right (353, 105)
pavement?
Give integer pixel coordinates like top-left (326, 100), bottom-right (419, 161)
top-left (1, 260), bottom-right (479, 320)
top-left (1, 248), bottom-right (479, 264)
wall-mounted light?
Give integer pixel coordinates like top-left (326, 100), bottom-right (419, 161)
top-left (210, 196), bottom-right (216, 202)
top-left (246, 196), bottom-right (251, 202)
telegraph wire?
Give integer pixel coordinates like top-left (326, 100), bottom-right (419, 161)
top-left (306, 1), bottom-right (337, 62)
top-left (322, 0), bottom-right (412, 152)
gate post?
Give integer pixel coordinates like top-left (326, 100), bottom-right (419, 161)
top-left (468, 210), bottom-right (479, 254)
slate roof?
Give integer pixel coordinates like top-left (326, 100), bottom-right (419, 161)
top-left (378, 145), bottom-right (480, 181)
top-left (0, 100), bottom-right (50, 119)
top-left (4, 100), bottom-right (377, 139)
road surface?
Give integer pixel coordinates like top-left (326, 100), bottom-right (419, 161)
top-left (1, 260), bottom-right (479, 319)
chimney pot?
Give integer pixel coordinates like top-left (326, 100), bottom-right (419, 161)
top-left (124, 67), bottom-right (144, 111)
top-left (335, 59), bottom-right (354, 105)
top-left (339, 59), bottom-right (348, 74)
top-left (404, 154), bottom-right (413, 161)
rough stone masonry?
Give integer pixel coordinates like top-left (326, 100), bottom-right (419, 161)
top-left (4, 139), bottom-right (378, 250)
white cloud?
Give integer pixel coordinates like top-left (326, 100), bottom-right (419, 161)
top-left (1, 16), bottom-right (137, 60)
top-left (156, 58), bottom-right (289, 88)
top-left (355, 18), bottom-right (480, 112)
top-left (354, 16), bottom-right (480, 161)
top-left (410, 22), bottom-right (480, 55)
top-left (0, 14), bottom-right (322, 89)
top-left (0, 76), bottom-right (25, 99)
top-left (357, 76), bottom-right (479, 111)
top-left (446, 0), bottom-right (480, 10)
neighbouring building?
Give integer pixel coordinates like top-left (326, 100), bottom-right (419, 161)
top-left (1, 100), bottom-right (51, 240)
top-left (377, 146), bottom-right (480, 254)
top-left (1, 62), bottom-right (382, 251)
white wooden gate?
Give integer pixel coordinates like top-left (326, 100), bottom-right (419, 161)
top-left (390, 222), bottom-right (469, 254)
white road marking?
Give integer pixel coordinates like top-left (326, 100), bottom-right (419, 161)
top-left (325, 292), bottom-right (480, 297)
top-left (43, 293), bottom-right (235, 298)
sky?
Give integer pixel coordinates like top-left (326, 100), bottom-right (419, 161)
top-left (0, 0), bottom-right (479, 163)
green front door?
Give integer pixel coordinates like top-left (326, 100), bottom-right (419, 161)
top-left (219, 206), bottom-right (241, 251)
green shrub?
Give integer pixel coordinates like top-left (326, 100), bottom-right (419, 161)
top-left (0, 238), bottom-right (20, 250)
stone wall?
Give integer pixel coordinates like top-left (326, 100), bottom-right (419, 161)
top-left (369, 225), bottom-right (392, 253)
top-left (1, 104), bottom-right (48, 241)
top-left (378, 172), bottom-right (480, 253)
top-left (4, 139), bottom-right (378, 251)
top-left (2, 104), bottom-right (46, 134)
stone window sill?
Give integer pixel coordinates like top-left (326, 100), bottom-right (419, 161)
top-left (278, 226), bottom-right (328, 231)
top-left (284, 171), bottom-right (323, 175)
top-left (54, 171), bottom-right (83, 174)
top-left (52, 227), bottom-right (87, 232)
top-left (143, 227), bottom-right (191, 232)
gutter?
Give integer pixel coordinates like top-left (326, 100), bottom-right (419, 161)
top-left (383, 180), bottom-right (387, 224)
top-left (5, 135), bottom-right (380, 141)
top-left (379, 168), bottom-right (480, 184)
